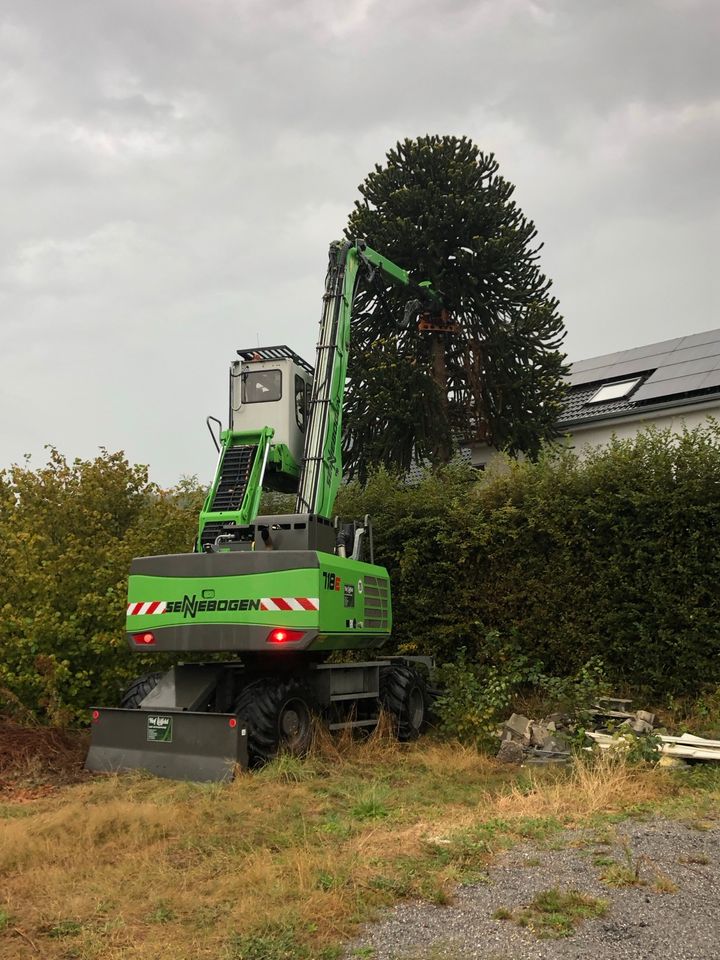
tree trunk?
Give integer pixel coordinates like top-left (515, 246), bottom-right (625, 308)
top-left (430, 334), bottom-right (453, 463)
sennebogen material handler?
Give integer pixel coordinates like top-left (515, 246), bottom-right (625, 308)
top-left (86, 240), bottom-right (449, 781)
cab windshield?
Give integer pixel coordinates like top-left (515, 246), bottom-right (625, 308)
top-left (242, 369), bottom-right (282, 403)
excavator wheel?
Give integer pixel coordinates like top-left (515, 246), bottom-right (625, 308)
top-left (234, 677), bottom-right (316, 766)
top-left (380, 663), bottom-right (428, 741)
top-left (119, 672), bottom-right (164, 709)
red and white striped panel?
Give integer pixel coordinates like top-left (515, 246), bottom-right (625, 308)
top-left (127, 601), bottom-right (167, 616)
top-left (259, 597), bottom-right (319, 612)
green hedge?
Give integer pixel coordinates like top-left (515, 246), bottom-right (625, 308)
top-left (0, 450), bottom-right (204, 723)
top-left (337, 422), bottom-right (720, 698)
top-left (2, 425), bottom-right (719, 722)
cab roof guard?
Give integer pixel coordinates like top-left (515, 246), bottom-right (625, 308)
top-left (236, 345), bottom-right (314, 375)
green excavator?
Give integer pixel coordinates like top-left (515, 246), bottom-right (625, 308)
top-left (86, 240), bottom-right (448, 781)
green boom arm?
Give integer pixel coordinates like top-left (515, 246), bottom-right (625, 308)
top-left (295, 241), bottom-right (440, 519)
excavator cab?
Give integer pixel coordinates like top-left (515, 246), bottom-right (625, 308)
top-left (230, 346), bottom-right (313, 473)
top-left (196, 346), bottom-right (313, 551)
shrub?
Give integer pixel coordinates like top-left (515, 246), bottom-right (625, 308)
top-left (0, 449), bottom-right (204, 722)
top-left (434, 642), bottom-right (540, 746)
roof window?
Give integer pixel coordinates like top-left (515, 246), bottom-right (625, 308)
top-left (587, 378), bottom-right (641, 404)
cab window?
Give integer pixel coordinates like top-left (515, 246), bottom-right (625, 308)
top-left (295, 375), bottom-right (306, 431)
top-left (242, 369), bottom-right (282, 403)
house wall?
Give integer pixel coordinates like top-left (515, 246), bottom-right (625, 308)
top-left (466, 400), bottom-right (720, 469)
top-left (567, 402), bottom-right (720, 454)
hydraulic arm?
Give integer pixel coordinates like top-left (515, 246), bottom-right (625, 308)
top-left (296, 240), bottom-right (441, 518)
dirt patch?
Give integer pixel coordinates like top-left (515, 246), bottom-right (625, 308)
top-left (0, 718), bottom-right (89, 801)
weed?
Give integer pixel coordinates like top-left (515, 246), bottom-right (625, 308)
top-left (0, 909), bottom-right (11, 931)
top-left (256, 753), bottom-right (314, 784)
top-left (525, 857), bottom-right (542, 867)
top-left (592, 856), bottom-right (616, 867)
top-left (495, 888), bottom-right (608, 938)
top-left (351, 784), bottom-right (390, 821)
top-left (601, 863), bottom-right (644, 886)
top-left (433, 643), bottom-right (541, 746)
top-left (316, 871), bottom-right (345, 891)
top-left (684, 765), bottom-right (720, 791)
top-left (368, 874), bottom-right (413, 897)
top-left (0, 804), bottom-right (35, 820)
top-left (679, 853), bottom-right (709, 865)
top-left (146, 901), bottom-right (176, 923)
top-left (603, 730), bottom-right (662, 765)
top-left (589, 827), bottom-right (616, 846)
top-left (228, 923), bottom-right (309, 960)
top-left (663, 686), bottom-right (720, 739)
top-left (601, 836), bottom-right (644, 887)
top-left (652, 869), bottom-right (679, 894)
top-left (537, 657), bottom-right (608, 721)
top-left (493, 907), bottom-right (513, 920)
top-left (47, 919), bottom-right (83, 938)
top-left (512, 817), bottom-right (562, 841)
top-left (541, 838), bottom-right (569, 851)
top-left (690, 819), bottom-right (715, 831)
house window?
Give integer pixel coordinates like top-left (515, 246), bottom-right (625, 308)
top-left (587, 378), bottom-right (641, 404)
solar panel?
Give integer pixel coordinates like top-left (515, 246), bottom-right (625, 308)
top-left (569, 329), bottom-right (720, 399)
top-left (632, 373), bottom-right (711, 403)
top-left (569, 359), bottom-right (657, 386)
top-left (570, 335), bottom-right (686, 375)
top-left (703, 368), bottom-right (720, 390)
top-left (678, 330), bottom-right (720, 348)
top-left (646, 355), bottom-right (720, 383)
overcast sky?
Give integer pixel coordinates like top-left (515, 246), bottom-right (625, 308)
top-left (1, 0), bottom-right (718, 485)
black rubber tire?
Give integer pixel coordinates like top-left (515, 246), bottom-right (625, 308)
top-left (120, 672), bottom-right (163, 709)
top-left (234, 677), bottom-right (316, 765)
top-left (380, 663), bottom-right (428, 741)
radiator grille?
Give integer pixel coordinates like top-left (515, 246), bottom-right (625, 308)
top-left (363, 575), bottom-right (390, 630)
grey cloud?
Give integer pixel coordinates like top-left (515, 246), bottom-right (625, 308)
top-left (0, 0), bottom-right (717, 484)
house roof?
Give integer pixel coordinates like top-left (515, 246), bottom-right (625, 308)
top-left (559, 328), bottom-right (720, 426)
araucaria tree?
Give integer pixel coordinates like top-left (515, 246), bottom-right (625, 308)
top-left (343, 134), bottom-right (568, 479)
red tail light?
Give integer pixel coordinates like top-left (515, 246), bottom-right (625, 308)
top-left (91, 709), bottom-right (100, 722)
top-left (133, 632), bottom-right (156, 645)
top-left (266, 628), bottom-right (304, 644)
top-left (228, 717), bottom-right (237, 728)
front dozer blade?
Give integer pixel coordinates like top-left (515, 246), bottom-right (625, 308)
top-left (85, 708), bottom-right (248, 782)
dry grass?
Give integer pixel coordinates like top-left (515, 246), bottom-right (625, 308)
top-left (0, 738), bottom-right (715, 960)
top-left (492, 750), bottom-right (674, 822)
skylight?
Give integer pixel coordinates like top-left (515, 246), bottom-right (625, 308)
top-left (587, 378), bottom-right (641, 404)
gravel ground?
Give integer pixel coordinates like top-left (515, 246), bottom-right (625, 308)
top-left (345, 817), bottom-right (720, 959)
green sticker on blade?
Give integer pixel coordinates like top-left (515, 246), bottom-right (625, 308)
top-left (147, 714), bottom-right (173, 743)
